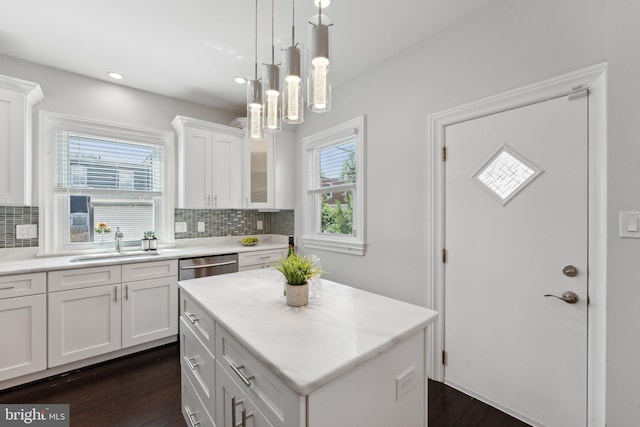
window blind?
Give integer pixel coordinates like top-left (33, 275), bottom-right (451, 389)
top-left (308, 139), bottom-right (357, 194)
top-left (56, 132), bottom-right (163, 195)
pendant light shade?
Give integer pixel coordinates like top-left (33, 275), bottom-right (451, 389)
top-left (282, 0), bottom-right (304, 124)
top-left (263, 0), bottom-right (282, 132)
top-left (264, 63), bottom-right (282, 132)
top-left (247, 79), bottom-right (264, 139)
top-left (308, 12), bottom-right (331, 113)
top-left (247, 0), bottom-right (263, 140)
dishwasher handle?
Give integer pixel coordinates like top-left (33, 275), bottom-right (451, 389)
top-left (180, 260), bottom-right (238, 270)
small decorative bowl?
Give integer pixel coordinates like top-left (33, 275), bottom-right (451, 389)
top-left (241, 238), bottom-right (259, 246)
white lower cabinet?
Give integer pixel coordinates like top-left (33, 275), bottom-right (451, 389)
top-left (182, 369), bottom-right (216, 427)
top-left (238, 249), bottom-right (286, 272)
top-left (48, 260), bottom-right (178, 368)
top-left (216, 362), bottom-right (273, 427)
top-left (48, 284), bottom-right (121, 367)
top-left (0, 294), bottom-right (47, 381)
top-left (122, 277), bottom-right (178, 348)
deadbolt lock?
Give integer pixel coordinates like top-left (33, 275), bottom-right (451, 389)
top-left (562, 265), bottom-right (578, 277)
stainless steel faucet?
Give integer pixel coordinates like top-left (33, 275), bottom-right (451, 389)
top-left (115, 227), bottom-right (124, 253)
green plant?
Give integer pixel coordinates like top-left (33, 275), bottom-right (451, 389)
top-left (274, 252), bottom-right (322, 286)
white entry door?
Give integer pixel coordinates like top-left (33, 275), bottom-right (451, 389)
top-left (444, 94), bottom-right (588, 426)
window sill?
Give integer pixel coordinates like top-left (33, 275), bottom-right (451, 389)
top-left (302, 236), bottom-right (366, 256)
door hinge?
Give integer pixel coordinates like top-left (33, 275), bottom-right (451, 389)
top-left (442, 146), bottom-right (447, 161)
top-left (442, 249), bottom-right (447, 263)
top-left (442, 350), bottom-right (448, 365)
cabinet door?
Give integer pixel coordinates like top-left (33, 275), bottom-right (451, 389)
top-left (183, 127), bottom-right (212, 209)
top-left (48, 285), bottom-right (121, 367)
top-left (182, 369), bottom-right (215, 427)
top-left (0, 294), bottom-right (46, 381)
top-left (0, 82), bottom-right (41, 205)
top-left (122, 277), bottom-right (178, 348)
top-left (244, 135), bottom-right (274, 209)
top-left (216, 362), bottom-right (274, 427)
top-left (212, 132), bottom-right (242, 208)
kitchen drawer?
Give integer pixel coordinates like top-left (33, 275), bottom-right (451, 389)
top-left (181, 317), bottom-right (216, 419)
top-left (216, 361), bottom-right (274, 427)
top-left (238, 249), bottom-right (285, 268)
top-left (182, 369), bottom-right (215, 427)
top-left (181, 291), bottom-right (215, 357)
top-left (48, 265), bottom-right (121, 292)
top-left (216, 324), bottom-right (297, 427)
top-left (0, 272), bottom-right (46, 299)
top-left (122, 259), bottom-right (178, 282)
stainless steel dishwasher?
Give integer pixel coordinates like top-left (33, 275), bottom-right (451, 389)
top-left (178, 253), bottom-right (238, 280)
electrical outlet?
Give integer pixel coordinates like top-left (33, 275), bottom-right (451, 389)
top-left (395, 366), bottom-right (416, 401)
top-left (198, 222), bottom-right (205, 232)
top-left (16, 224), bottom-right (38, 239)
top-left (175, 222), bottom-right (187, 233)
top-left (257, 220), bottom-right (263, 230)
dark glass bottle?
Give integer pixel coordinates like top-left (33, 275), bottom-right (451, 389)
top-left (288, 236), bottom-right (295, 257)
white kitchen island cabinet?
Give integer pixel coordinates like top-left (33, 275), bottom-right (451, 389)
top-left (179, 268), bottom-right (437, 427)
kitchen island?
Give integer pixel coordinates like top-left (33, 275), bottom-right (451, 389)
top-left (179, 268), bottom-right (438, 427)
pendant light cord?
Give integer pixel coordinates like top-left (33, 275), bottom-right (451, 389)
top-left (271, 0), bottom-right (275, 65)
top-left (291, 0), bottom-right (296, 47)
top-left (254, 0), bottom-right (258, 80)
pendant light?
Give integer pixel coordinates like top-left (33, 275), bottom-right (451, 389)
top-left (263, 0), bottom-right (282, 132)
top-left (308, 2), bottom-right (331, 113)
top-left (282, 0), bottom-right (304, 124)
top-left (247, 0), bottom-right (264, 140)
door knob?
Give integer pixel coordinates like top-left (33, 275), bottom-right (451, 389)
top-left (544, 291), bottom-right (579, 304)
top-left (562, 265), bottom-right (578, 277)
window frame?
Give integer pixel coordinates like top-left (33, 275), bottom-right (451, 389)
top-left (39, 111), bottom-right (175, 255)
top-left (302, 115), bottom-right (366, 255)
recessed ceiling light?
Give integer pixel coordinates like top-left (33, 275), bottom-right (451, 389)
top-left (314, 0), bottom-right (331, 7)
top-left (234, 77), bottom-right (247, 84)
top-left (107, 71), bottom-right (124, 80)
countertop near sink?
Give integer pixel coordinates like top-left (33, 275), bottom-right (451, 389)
top-left (0, 236), bottom-right (288, 276)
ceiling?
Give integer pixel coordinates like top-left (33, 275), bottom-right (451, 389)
top-left (0, 0), bottom-right (496, 113)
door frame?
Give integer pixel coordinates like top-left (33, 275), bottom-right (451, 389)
top-left (426, 63), bottom-right (607, 426)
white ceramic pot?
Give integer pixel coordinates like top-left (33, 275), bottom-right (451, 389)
top-left (286, 283), bottom-right (309, 307)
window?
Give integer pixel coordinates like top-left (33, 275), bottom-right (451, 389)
top-left (302, 116), bottom-right (365, 255)
top-left (40, 112), bottom-right (174, 254)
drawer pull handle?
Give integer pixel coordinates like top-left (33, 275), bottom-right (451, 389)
top-left (242, 409), bottom-right (254, 427)
top-left (232, 396), bottom-right (244, 427)
top-left (186, 407), bottom-right (201, 427)
top-left (230, 362), bottom-right (255, 387)
top-left (184, 356), bottom-right (200, 371)
top-left (180, 260), bottom-right (237, 270)
top-left (0, 286), bottom-right (15, 290)
top-left (185, 312), bottom-right (199, 324)
top-left (114, 286), bottom-right (118, 302)
top-left (259, 256), bottom-right (271, 260)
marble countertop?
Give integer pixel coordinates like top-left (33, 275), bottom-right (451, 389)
top-left (179, 268), bottom-right (438, 396)
top-left (0, 236), bottom-right (288, 276)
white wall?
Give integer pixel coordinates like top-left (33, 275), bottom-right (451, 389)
top-left (0, 53), bottom-right (242, 203)
top-left (296, 0), bottom-right (606, 306)
top-left (606, 2), bottom-right (640, 425)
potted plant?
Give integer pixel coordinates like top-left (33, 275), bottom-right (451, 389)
top-left (274, 252), bottom-right (322, 307)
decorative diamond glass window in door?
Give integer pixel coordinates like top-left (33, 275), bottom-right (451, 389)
top-left (472, 144), bottom-right (543, 206)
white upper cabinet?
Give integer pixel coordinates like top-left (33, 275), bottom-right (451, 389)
top-left (232, 118), bottom-right (295, 210)
top-left (0, 75), bottom-right (44, 206)
top-left (172, 116), bottom-right (243, 209)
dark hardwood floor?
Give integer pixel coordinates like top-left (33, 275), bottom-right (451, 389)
top-left (0, 343), bottom-right (530, 426)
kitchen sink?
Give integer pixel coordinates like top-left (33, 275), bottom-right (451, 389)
top-left (69, 251), bottom-right (163, 262)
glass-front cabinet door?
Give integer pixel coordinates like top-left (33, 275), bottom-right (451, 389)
top-left (244, 134), bottom-right (274, 208)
